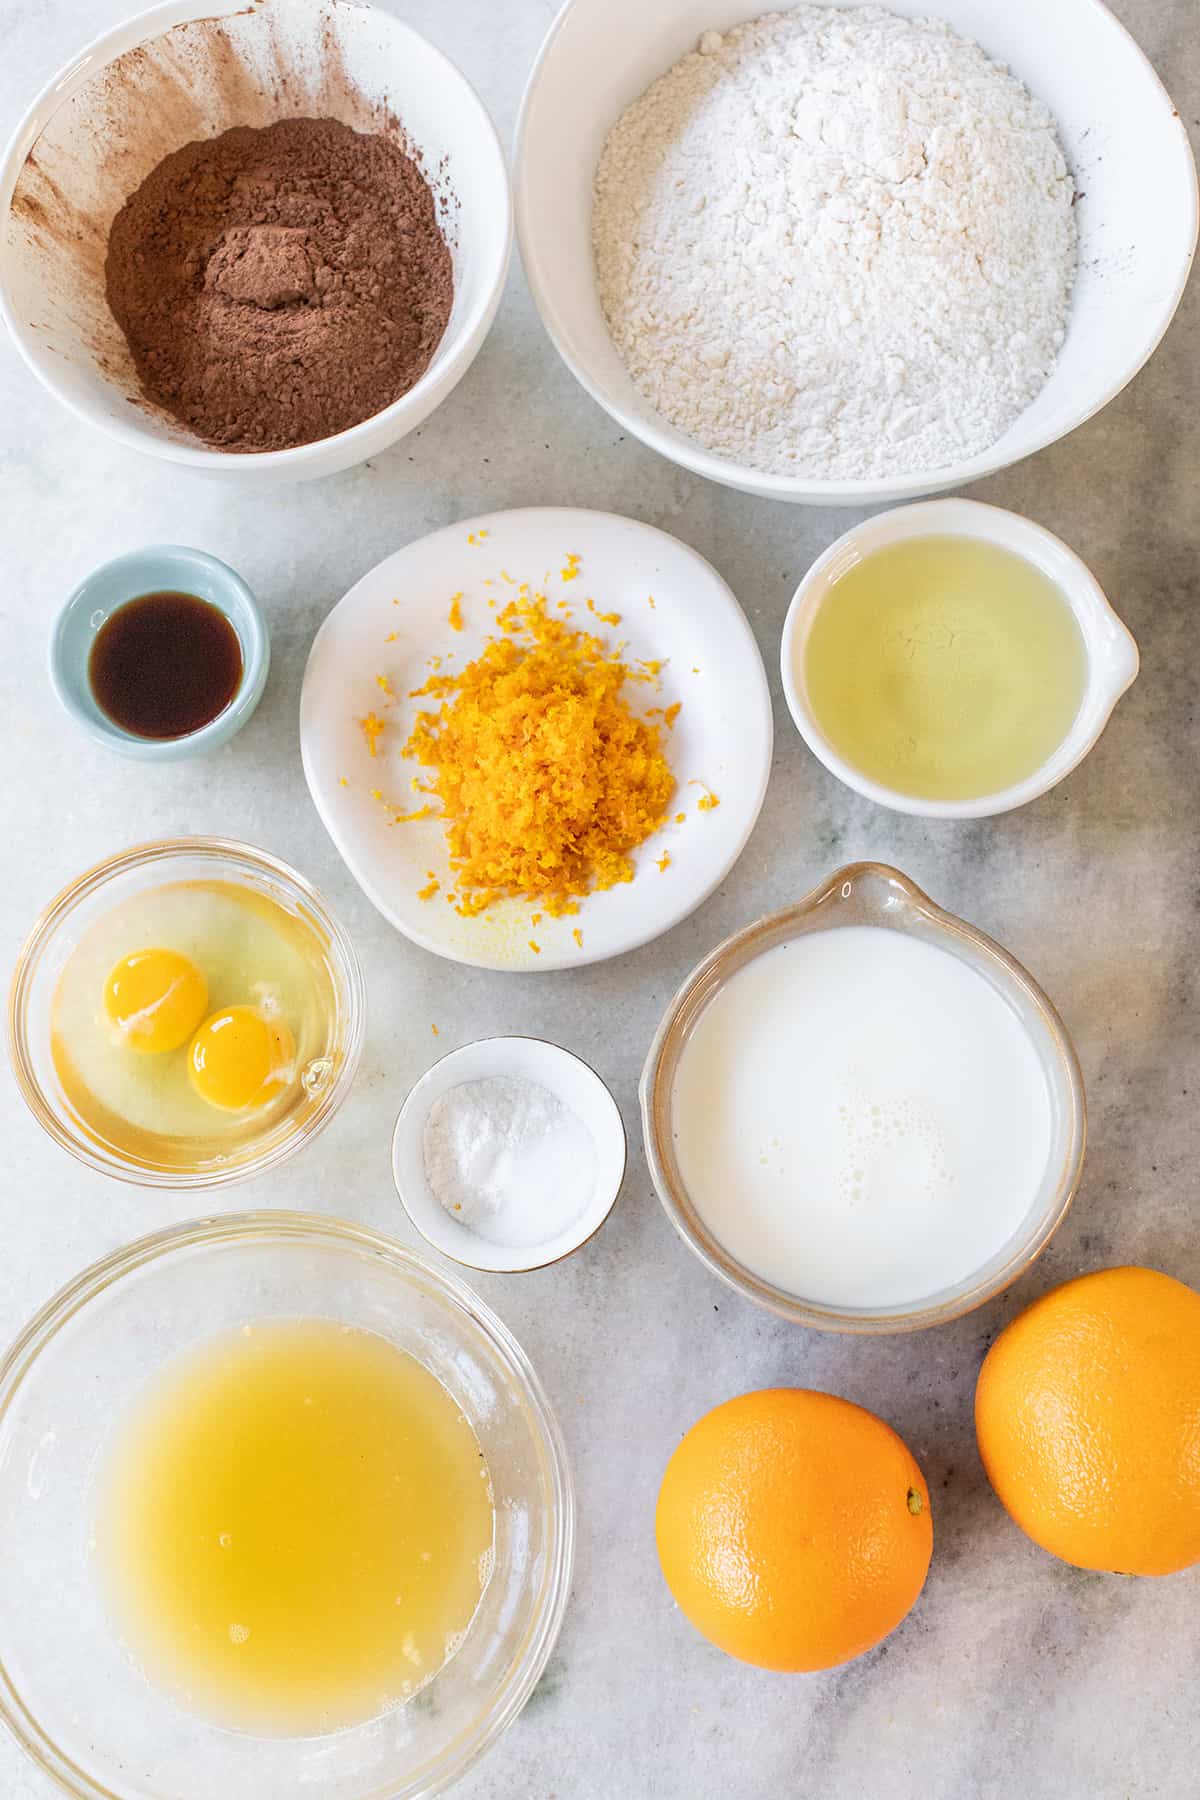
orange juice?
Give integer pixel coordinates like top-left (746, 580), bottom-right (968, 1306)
top-left (93, 1319), bottom-right (493, 1735)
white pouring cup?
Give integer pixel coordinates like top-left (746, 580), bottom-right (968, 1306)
top-left (780, 498), bottom-right (1139, 819)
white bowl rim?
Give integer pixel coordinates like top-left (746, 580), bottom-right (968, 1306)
top-left (514, 0), bottom-right (1199, 504)
top-left (0, 0), bottom-right (514, 473)
top-left (779, 496), bottom-right (1140, 818)
top-left (0, 1208), bottom-right (577, 1800)
top-left (391, 1035), bottom-right (628, 1273)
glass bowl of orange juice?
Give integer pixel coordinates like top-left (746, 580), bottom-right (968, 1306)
top-left (0, 1213), bottom-right (574, 1799)
top-left (8, 838), bottom-right (365, 1187)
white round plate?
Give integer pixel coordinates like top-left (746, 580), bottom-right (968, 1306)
top-left (300, 507), bottom-right (772, 971)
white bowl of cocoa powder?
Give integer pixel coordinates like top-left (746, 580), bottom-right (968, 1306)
top-left (0, 0), bottom-right (512, 482)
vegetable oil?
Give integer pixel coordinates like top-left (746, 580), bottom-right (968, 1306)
top-left (803, 536), bottom-right (1086, 801)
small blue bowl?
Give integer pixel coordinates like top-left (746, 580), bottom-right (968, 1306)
top-left (49, 545), bottom-right (270, 760)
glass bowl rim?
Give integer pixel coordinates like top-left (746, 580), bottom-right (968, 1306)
top-left (0, 1208), bottom-right (576, 1800)
top-left (639, 861), bottom-right (1088, 1335)
top-left (6, 836), bottom-right (367, 1189)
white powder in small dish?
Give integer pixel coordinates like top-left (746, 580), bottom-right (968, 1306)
top-left (422, 1076), bottom-right (597, 1249)
top-left (593, 5), bottom-right (1078, 480)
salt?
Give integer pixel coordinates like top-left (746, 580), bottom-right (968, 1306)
top-left (422, 1076), bottom-right (596, 1250)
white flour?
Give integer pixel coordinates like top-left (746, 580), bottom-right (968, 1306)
top-left (593, 7), bottom-right (1077, 480)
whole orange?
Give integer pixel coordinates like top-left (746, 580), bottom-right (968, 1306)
top-left (654, 1388), bottom-right (932, 1671)
top-left (975, 1266), bottom-right (1200, 1575)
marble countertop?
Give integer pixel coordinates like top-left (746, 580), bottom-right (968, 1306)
top-left (2, 2), bottom-right (1197, 1796)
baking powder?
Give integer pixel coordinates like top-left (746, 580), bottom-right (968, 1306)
top-left (423, 1076), bottom-right (596, 1249)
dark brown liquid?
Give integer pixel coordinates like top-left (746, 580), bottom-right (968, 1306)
top-left (89, 592), bottom-right (243, 740)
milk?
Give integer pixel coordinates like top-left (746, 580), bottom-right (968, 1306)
top-left (670, 926), bottom-right (1052, 1310)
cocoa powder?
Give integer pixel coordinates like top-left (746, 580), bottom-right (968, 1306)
top-left (105, 117), bottom-right (453, 452)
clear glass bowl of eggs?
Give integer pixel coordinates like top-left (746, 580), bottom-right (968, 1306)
top-left (8, 838), bottom-right (365, 1186)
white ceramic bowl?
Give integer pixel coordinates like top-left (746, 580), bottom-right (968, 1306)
top-left (393, 1037), bottom-right (627, 1273)
top-left (516, 0), bottom-right (1198, 505)
top-left (779, 498), bottom-right (1139, 818)
top-left (0, 0), bottom-right (512, 485)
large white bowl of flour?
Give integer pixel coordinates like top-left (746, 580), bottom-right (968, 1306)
top-left (516, 0), bottom-right (1197, 504)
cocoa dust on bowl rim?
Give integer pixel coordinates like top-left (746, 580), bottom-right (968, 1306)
top-left (0, 0), bottom-right (513, 483)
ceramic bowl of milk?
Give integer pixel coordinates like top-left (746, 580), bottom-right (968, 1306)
top-left (640, 864), bottom-right (1086, 1334)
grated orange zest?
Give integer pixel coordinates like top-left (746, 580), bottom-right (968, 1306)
top-left (399, 591), bottom-right (675, 916)
top-left (359, 712), bottom-right (385, 757)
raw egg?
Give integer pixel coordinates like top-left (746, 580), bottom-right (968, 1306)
top-left (103, 949), bottom-right (208, 1055)
top-left (188, 1005), bottom-right (296, 1112)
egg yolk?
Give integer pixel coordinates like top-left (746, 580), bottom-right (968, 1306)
top-left (188, 1006), bottom-right (296, 1112)
top-left (103, 949), bottom-right (208, 1055)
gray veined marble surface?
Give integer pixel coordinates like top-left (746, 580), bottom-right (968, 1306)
top-left (1, 1), bottom-right (1197, 1796)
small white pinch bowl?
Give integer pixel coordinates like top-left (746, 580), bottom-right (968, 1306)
top-left (780, 498), bottom-right (1140, 819)
top-left (393, 1037), bottom-right (627, 1274)
top-left (0, 0), bottom-right (511, 485)
top-left (516, 0), bottom-right (1197, 505)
